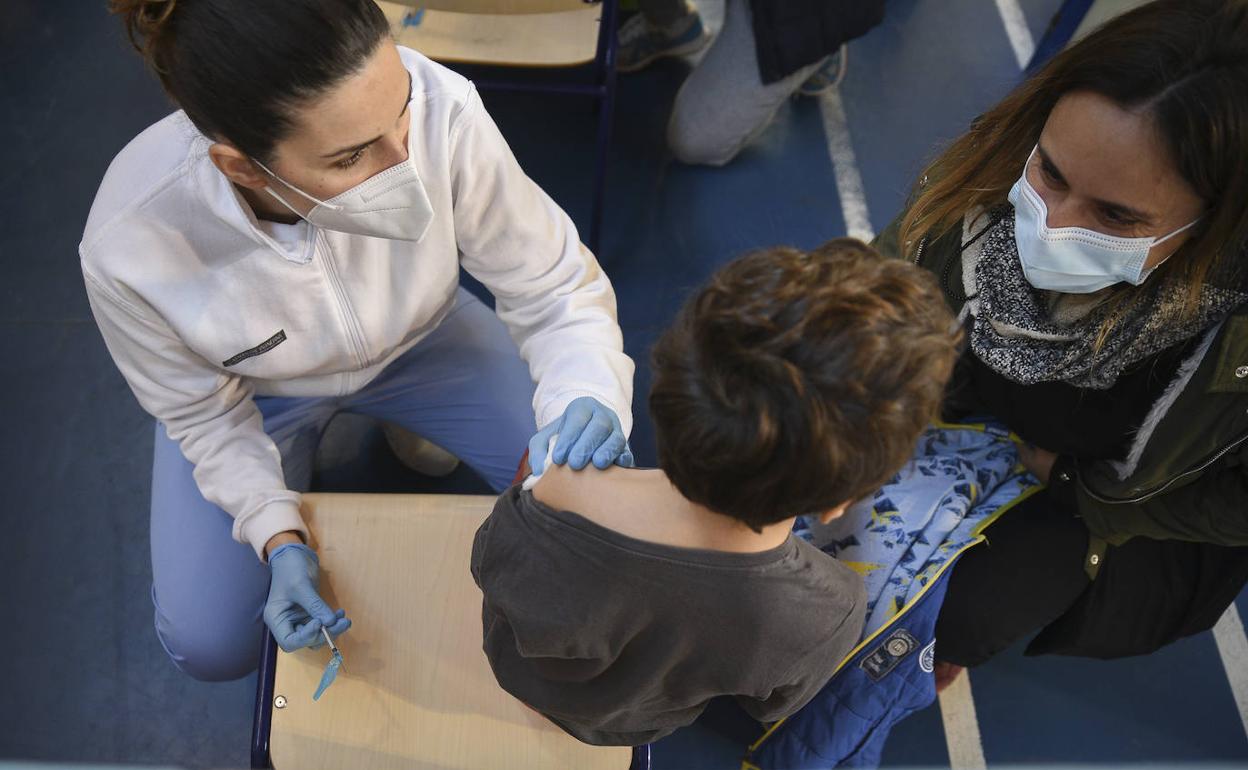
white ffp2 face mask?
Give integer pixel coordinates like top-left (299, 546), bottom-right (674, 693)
top-left (1007, 149), bottom-right (1199, 294)
top-left (253, 129), bottom-right (434, 242)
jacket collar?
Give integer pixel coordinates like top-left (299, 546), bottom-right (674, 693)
top-left (187, 124), bottom-right (316, 265)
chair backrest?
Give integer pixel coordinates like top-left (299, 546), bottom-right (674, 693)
top-left (384, 0), bottom-right (597, 14)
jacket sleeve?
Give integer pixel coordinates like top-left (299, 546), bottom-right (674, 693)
top-left (84, 270), bottom-right (307, 561)
top-left (1076, 447), bottom-right (1248, 546)
top-left (448, 84), bottom-right (635, 435)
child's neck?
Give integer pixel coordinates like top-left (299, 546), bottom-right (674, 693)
top-left (531, 464), bottom-right (795, 553)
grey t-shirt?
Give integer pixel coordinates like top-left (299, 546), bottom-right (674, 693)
top-left (470, 485), bottom-right (867, 746)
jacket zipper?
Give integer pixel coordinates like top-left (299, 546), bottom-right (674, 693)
top-left (912, 236), bottom-right (928, 266)
top-left (1079, 427), bottom-right (1248, 505)
top-left (942, 244), bottom-right (963, 303)
top-left (315, 231), bottom-right (369, 372)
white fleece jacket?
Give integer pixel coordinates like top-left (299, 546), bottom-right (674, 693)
top-left (79, 47), bottom-right (634, 560)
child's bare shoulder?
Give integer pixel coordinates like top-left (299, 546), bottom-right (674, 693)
top-left (531, 464), bottom-right (669, 532)
top-left (532, 462), bottom-right (624, 511)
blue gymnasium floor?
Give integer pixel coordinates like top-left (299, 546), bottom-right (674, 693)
top-left (2, 0), bottom-right (1247, 767)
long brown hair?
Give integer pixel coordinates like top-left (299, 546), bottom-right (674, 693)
top-left (900, 0), bottom-right (1248, 330)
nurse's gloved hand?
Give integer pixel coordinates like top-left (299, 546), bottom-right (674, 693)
top-left (528, 396), bottom-right (634, 472)
top-left (264, 543), bottom-right (352, 653)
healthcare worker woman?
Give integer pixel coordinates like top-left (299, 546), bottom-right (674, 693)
top-left (81, 0), bottom-right (635, 681)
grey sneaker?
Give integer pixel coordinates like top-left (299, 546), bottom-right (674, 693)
top-left (382, 423), bottom-right (460, 477)
top-left (616, 11), bottom-right (713, 73)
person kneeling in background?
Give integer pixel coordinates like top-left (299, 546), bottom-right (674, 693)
top-left (471, 239), bottom-right (960, 745)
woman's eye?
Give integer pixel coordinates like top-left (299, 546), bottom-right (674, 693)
top-left (1098, 207), bottom-right (1137, 229)
top-left (336, 148), bottom-right (366, 169)
top-left (1039, 161), bottom-right (1065, 188)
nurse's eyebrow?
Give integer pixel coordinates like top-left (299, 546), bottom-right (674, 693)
top-left (1036, 143), bottom-right (1155, 225)
top-left (321, 71), bottom-right (414, 159)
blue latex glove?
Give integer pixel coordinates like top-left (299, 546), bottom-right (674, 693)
top-left (264, 543), bottom-right (352, 653)
top-left (528, 396), bottom-right (634, 472)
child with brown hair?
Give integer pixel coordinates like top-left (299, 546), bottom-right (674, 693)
top-left (471, 238), bottom-right (960, 745)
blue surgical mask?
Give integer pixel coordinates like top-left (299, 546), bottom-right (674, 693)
top-left (1007, 148), bottom-right (1199, 294)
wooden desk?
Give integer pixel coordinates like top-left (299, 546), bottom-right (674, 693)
top-left (268, 493), bottom-right (633, 770)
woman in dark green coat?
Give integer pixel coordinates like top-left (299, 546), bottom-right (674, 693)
top-left (873, 0), bottom-right (1248, 673)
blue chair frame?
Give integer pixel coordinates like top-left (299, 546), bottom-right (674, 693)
top-left (250, 630), bottom-right (652, 769)
top-left (1024, 0), bottom-right (1095, 76)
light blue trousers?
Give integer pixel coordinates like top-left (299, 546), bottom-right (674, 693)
top-left (149, 288), bottom-right (537, 681)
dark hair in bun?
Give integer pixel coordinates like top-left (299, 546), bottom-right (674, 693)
top-left (110, 0), bottom-right (391, 162)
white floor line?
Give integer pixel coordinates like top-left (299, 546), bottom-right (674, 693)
top-left (1213, 604), bottom-right (1248, 742)
top-left (994, 0), bottom-right (1036, 70)
top-left (939, 671), bottom-right (988, 770)
top-left (817, 87), bottom-right (875, 242)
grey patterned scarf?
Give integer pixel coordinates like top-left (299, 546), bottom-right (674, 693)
top-left (961, 210), bottom-right (1246, 390)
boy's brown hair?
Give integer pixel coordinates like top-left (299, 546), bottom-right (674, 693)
top-left (649, 238), bottom-right (960, 531)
